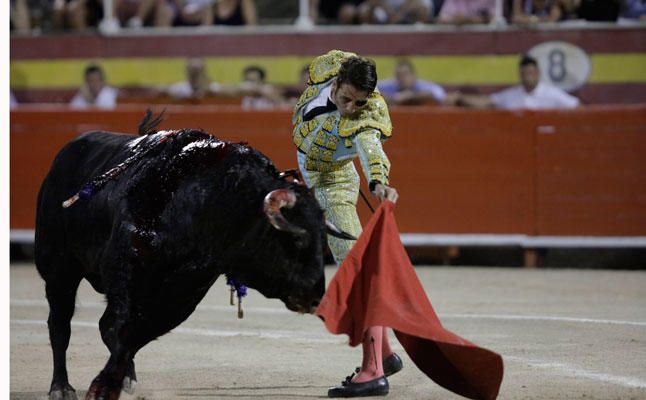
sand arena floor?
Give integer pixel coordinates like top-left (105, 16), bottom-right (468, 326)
top-left (10, 263), bottom-right (646, 400)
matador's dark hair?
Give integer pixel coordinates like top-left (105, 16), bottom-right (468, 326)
top-left (336, 56), bottom-right (378, 94)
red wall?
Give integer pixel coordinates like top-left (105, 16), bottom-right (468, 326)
top-left (10, 105), bottom-right (646, 235)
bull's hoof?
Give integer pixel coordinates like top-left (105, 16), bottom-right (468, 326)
top-left (85, 378), bottom-right (122, 400)
top-left (49, 383), bottom-right (77, 400)
top-left (122, 376), bottom-right (137, 395)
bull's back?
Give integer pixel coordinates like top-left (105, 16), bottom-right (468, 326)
top-left (35, 131), bottom-right (136, 276)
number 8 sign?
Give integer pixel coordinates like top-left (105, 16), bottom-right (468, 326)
top-left (528, 41), bottom-right (591, 92)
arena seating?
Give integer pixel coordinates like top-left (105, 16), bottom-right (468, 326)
top-left (9, 24), bottom-right (646, 266)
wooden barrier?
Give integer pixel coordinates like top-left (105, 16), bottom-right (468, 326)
top-left (10, 105), bottom-right (646, 240)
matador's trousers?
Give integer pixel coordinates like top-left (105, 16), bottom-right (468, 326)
top-left (298, 152), bottom-right (363, 265)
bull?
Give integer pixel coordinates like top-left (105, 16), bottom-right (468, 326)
top-left (35, 114), bottom-right (351, 400)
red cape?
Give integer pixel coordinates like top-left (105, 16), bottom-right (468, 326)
top-left (315, 201), bottom-right (504, 400)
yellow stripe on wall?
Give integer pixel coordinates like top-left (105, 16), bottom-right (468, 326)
top-left (589, 54), bottom-right (646, 83)
top-left (10, 54), bottom-right (646, 89)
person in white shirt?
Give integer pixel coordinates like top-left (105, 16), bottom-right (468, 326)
top-left (165, 58), bottom-right (276, 103)
top-left (70, 64), bottom-right (119, 109)
top-left (378, 59), bottom-right (447, 106)
top-left (165, 58), bottom-right (223, 100)
top-left (455, 55), bottom-right (580, 110)
top-left (240, 65), bottom-right (284, 110)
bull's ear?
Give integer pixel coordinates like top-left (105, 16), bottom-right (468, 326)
top-left (325, 220), bottom-right (357, 240)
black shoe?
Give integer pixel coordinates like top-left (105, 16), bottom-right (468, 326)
top-left (383, 353), bottom-right (403, 377)
top-left (328, 376), bottom-right (389, 398)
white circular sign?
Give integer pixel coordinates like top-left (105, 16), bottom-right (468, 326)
top-left (528, 41), bottom-right (591, 92)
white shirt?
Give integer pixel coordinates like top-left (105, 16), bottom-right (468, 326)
top-left (490, 81), bottom-right (580, 110)
top-left (70, 86), bottom-right (119, 109)
top-left (242, 96), bottom-right (277, 110)
top-left (167, 81), bottom-right (222, 99)
top-left (303, 84), bottom-right (333, 115)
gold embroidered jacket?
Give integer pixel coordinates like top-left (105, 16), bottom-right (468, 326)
top-left (292, 50), bottom-right (393, 185)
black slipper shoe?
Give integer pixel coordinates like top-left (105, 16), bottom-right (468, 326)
top-left (328, 376), bottom-right (389, 398)
top-left (383, 353), bottom-right (403, 377)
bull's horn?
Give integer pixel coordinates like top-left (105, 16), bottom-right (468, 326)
top-left (263, 189), bottom-right (307, 236)
top-left (326, 220), bottom-right (357, 240)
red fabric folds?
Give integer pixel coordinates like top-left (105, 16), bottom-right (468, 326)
top-left (315, 201), bottom-right (504, 400)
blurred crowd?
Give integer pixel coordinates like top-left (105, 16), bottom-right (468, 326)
top-left (10, 53), bottom-right (580, 111)
top-left (10, 0), bottom-right (646, 33)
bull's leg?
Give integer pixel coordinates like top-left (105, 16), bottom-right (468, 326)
top-left (87, 287), bottom-right (213, 400)
top-left (45, 276), bottom-right (82, 400)
top-left (87, 312), bottom-right (170, 400)
top-left (86, 297), bottom-right (133, 400)
top-left (97, 308), bottom-right (137, 395)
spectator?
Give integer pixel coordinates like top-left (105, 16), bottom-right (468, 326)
top-left (70, 64), bottom-right (119, 109)
top-left (576, 0), bottom-right (620, 21)
top-left (164, 58), bottom-right (276, 103)
top-left (378, 59), bottom-right (447, 105)
top-left (52, 0), bottom-right (103, 30)
top-left (165, 58), bottom-right (223, 100)
top-left (551, 0), bottom-right (581, 20)
top-left (183, 0), bottom-right (216, 25)
top-left (620, 0), bottom-right (646, 20)
top-left (437, 0), bottom-right (495, 24)
top-left (10, 0), bottom-right (31, 33)
top-left (214, 0), bottom-right (257, 25)
top-left (309, 0), bottom-right (367, 24)
top-left (454, 55), bottom-right (580, 110)
top-left (362, 0), bottom-right (433, 24)
top-left (120, 0), bottom-right (177, 28)
top-left (511, 0), bottom-right (561, 24)
top-left (240, 65), bottom-right (283, 109)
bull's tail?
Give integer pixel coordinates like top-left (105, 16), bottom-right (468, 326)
top-left (138, 108), bottom-right (166, 136)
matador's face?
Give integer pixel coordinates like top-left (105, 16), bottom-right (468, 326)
top-left (331, 81), bottom-right (369, 118)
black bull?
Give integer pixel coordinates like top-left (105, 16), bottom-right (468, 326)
top-left (35, 127), bottom-right (343, 400)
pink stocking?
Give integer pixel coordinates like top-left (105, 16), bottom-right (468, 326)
top-left (353, 326), bottom-right (385, 383)
top-left (381, 327), bottom-right (393, 359)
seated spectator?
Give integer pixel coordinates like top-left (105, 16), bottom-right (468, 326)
top-left (214, 0), bottom-right (257, 25)
top-left (120, 0), bottom-right (176, 28)
top-left (378, 59), bottom-right (447, 105)
top-left (511, 0), bottom-right (561, 24)
top-left (10, 0), bottom-right (31, 33)
top-left (182, 0), bottom-right (215, 25)
top-left (551, 0), bottom-right (582, 20)
top-left (576, 0), bottom-right (620, 21)
top-left (165, 58), bottom-right (223, 99)
top-left (362, 0), bottom-right (433, 24)
top-left (437, 0), bottom-right (495, 24)
top-left (240, 65), bottom-right (283, 109)
top-left (620, 0), bottom-right (646, 20)
top-left (70, 64), bottom-right (119, 109)
top-left (52, 0), bottom-right (104, 30)
top-left (164, 58), bottom-right (276, 104)
top-left (453, 55), bottom-right (580, 110)
top-left (309, 0), bottom-right (367, 24)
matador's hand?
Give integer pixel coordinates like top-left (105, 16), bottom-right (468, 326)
top-left (372, 183), bottom-right (399, 204)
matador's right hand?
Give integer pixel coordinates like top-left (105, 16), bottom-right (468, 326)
top-left (372, 183), bottom-right (399, 204)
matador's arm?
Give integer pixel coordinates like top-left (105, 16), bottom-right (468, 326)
top-left (353, 129), bottom-right (391, 192)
